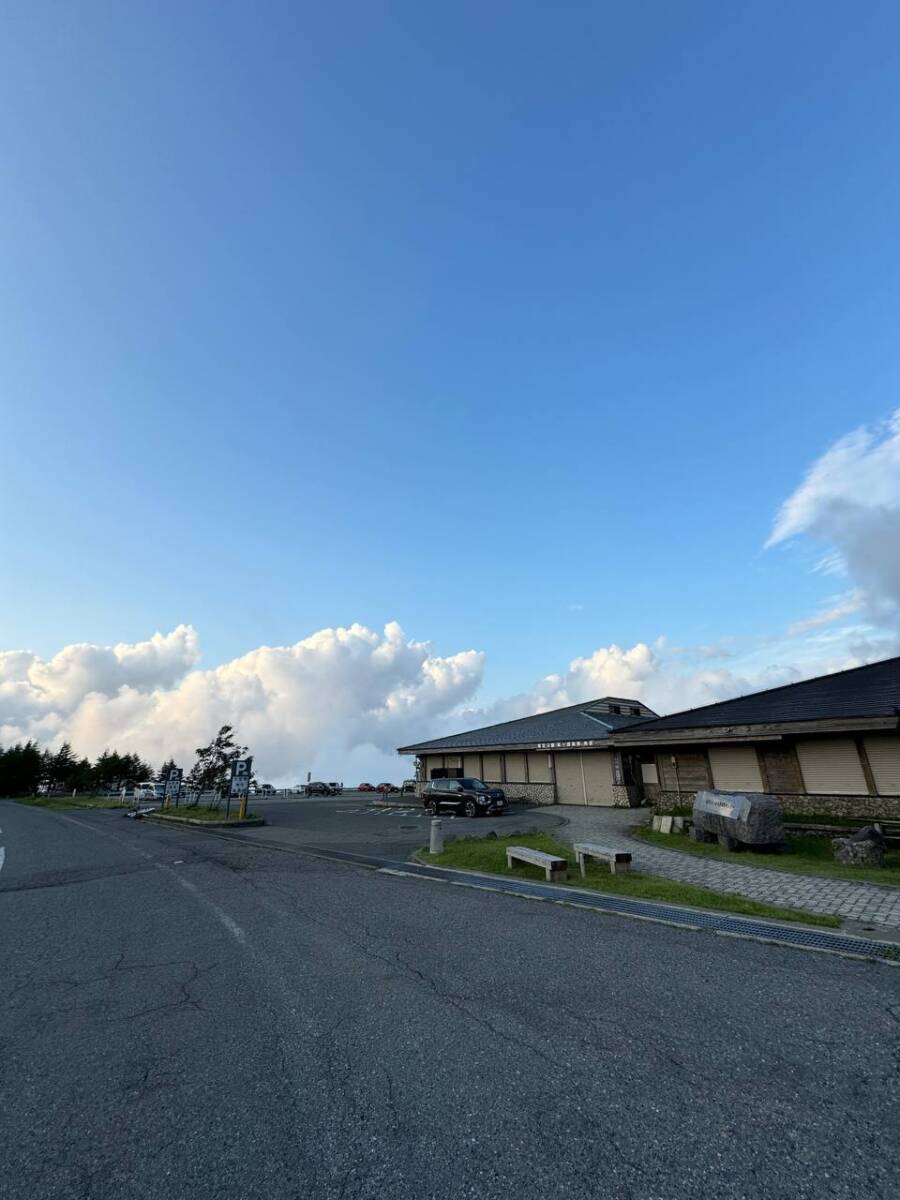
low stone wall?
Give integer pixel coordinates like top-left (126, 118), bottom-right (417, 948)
top-left (497, 781), bottom-right (556, 806)
top-left (648, 787), bottom-right (900, 820)
top-left (612, 784), bottom-right (644, 809)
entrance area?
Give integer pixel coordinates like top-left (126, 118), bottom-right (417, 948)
top-left (553, 750), bottom-right (615, 806)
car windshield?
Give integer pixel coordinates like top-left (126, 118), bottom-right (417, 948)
top-left (459, 778), bottom-right (488, 790)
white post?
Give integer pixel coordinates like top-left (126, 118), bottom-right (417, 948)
top-left (429, 817), bottom-right (444, 855)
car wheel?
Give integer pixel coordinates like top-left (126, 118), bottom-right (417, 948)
top-left (427, 801), bottom-right (439, 816)
top-left (463, 799), bottom-right (478, 818)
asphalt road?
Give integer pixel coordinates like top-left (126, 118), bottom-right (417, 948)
top-left (2, 799), bottom-right (899, 1200)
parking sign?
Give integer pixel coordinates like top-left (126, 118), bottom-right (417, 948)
top-left (229, 757), bottom-right (253, 798)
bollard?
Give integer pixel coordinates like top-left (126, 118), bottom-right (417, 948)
top-left (429, 817), bottom-right (444, 855)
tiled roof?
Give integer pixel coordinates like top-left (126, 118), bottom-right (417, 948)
top-left (615, 656), bottom-right (900, 734)
top-left (397, 701), bottom-right (645, 753)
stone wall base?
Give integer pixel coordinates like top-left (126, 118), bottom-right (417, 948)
top-left (612, 784), bottom-right (644, 809)
top-left (499, 782), bottom-right (556, 806)
top-left (648, 787), bottom-right (900, 821)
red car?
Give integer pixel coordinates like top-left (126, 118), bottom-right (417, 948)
top-left (358, 782), bottom-right (375, 792)
top-left (376, 782), bottom-right (400, 794)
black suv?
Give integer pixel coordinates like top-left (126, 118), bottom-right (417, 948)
top-left (423, 778), bottom-right (506, 818)
top-left (306, 781), bottom-right (338, 796)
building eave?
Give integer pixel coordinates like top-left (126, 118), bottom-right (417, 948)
top-left (607, 713), bottom-right (900, 748)
top-left (398, 737), bottom-right (613, 755)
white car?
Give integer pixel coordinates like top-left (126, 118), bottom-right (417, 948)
top-left (135, 782), bottom-right (165, 801)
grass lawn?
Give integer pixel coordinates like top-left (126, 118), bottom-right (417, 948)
top-left (418, 832), bottom-right (840, 927)
top-left (636, 826), bottom-right (900, 886)
top-left (15, 795), bottom-right (132, 811)
top-left (152, 805), bottom-right (258, 823)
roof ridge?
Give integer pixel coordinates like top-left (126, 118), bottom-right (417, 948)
top-left (397, 697), bottom-right (640, 753)
top-left (419, 695), bottom-right (615, 741)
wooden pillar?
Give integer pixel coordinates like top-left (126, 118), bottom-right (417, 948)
top-left (856, 738), bottom-right (878, 797)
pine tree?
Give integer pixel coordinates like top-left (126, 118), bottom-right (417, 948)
top-left (0, 741), bottom-right (44, 796)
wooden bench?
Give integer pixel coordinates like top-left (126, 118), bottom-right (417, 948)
top-left (506, 846), bottom-right (568, 882)
top-left (573, 842), bottom-right (632, 878)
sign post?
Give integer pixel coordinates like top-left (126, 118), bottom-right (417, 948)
top-left (164, 767), bottom-right (183, 810)
top-left (229, 757), bottom-right (253, 821)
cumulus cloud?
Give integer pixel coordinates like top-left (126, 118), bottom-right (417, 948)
top-left (0, 622), bottom-right (484, 784)
top-left (2, 614), bottom-right (894, 782)
top-left (455, 638), bottom-right (812, 733)
top-left (767, 409), bottom-right (900, 622)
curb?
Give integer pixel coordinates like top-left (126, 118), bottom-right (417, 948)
top-left (144, 813), bottom-right (266, 829)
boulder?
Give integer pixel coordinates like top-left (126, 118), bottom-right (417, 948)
top-left (691, 790), bottom-right (786, 850)
top-left (832, 825), bottom-right (885, 868)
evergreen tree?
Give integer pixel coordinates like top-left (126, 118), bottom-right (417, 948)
top-left (0, 741), bottom-right (44, 796)
top-left (157, 757), bottom-right (178, 783)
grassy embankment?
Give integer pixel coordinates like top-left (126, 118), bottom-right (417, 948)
top-left (14, 795), bottom-right (132, 811)
top-left (418, 832), bottom-right (841, 927)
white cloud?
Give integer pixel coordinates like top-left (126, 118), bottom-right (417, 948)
top-left (1, 615), bottom-right (894, 783)
top-left (457, 640), bottom-right (806, 732)
top-left (786, 591), bottom-right (864, 636)
top-left (767, 409), bottom-right (900, 621)
top-left (0, 622), bottom-right (484, 784)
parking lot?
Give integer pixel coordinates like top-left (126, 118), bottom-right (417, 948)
top-left (244, 791), bottom-right (564, 859)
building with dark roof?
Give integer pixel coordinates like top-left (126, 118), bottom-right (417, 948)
top-left (398, 657), bottom-right (900, 815)
top-left (397, 696), bottom-right (658, 806)
top-left (606, 656), bottom-right (900, 818)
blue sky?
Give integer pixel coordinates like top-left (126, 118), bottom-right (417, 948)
top-left (2, 3), bottom-right (900, 776)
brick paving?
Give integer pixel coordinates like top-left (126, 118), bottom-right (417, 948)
top-left (551, 805), bottom-right (900, 930)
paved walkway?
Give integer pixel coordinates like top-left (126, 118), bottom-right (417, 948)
top-left (551, 806), bottom-right (900, 931)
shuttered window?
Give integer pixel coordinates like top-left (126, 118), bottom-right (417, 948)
top-left (796, 739), bottom-right (868, 795)
top-left (426, 756), bottom-right (443, 779)
top-left (864, 737), bottom-right (900, 795)
top-left (463, 754), bottom-right (481, 779)
top-left (527, 752), bottom-right (552, 783)
top-left (505, 752), bottom-right (527, 782)
top-left (482, 753), bottom-right (502, 782)
top-left (708, 747), bottom-right (764, 793)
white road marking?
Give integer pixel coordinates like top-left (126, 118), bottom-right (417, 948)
top-left (0, 845), bottom-right (5, 875)
top-left (49, 810), bottom-right (249, 947)
top-left (160, 867), bottom-right (248, 945)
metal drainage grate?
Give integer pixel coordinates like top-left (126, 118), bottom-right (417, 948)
top-left (405, 865), bottom-right (899, 960)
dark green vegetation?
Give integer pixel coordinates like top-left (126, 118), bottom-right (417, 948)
top-left (0, 741), bottom-right (153, 798)
top-left (637, 827), bottom-right (900, 886)
top-left (420, 833), bottom-right (841, 927)
top-left (15, 794), bottom-right (133, 810)
top-left (1, 724), bottom-right (255, 800)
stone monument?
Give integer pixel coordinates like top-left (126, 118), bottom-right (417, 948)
top-left (691, 790), bottom-right (786, 851)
